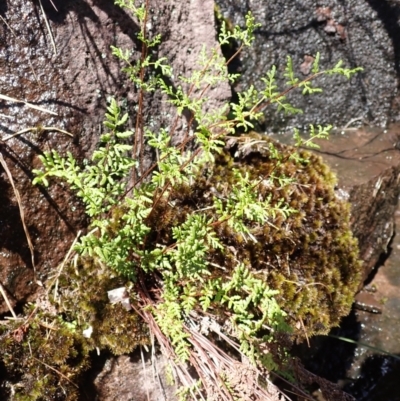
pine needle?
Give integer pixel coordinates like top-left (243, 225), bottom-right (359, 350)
top-left (2, 127), bottom-right (73, 142)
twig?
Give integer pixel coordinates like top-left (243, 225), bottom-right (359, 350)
top-left (47, 231), bottom-right (81, 301)
top-left (0, 152), bottom-right (36, 277)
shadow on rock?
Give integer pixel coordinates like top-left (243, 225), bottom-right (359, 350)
top-left (344, 354), bottom-right (400, 401)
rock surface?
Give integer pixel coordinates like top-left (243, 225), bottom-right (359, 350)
top-left (0, 0), bottom-right (230, 313)
top-left (308, 126), bottom-right (400, 287)
top-left (92, 352), bottom-right (177, 401)
top-left (0, 0), bottom-right (229, 399)
top-left (215, 0), bottom-right (400, 129)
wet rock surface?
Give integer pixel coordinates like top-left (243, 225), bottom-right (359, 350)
top-left (316, 126), bottom-right (400, 286)
top-left (0, 0), bottom-right (230, 312)
top-left (289, 125), bottom-right (400, 401)
top-left (0, 0), bottom-right (229, 399)
top-left (215, 0), bottom-right (400, 129)
top-left (271, 125), bottom-right (400, 287)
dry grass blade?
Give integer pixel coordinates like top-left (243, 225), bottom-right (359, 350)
top-left (0, 93), bottom-right (57, 115)
top-left (47, 231), bottom-right (81, 300)
top-left (0, 15), bottom-right (16, 37)
top-left (147, 316), bottom-right (205, 400)
top-left (38, 0), bottom-right (57, 55)
top-left (0, 152), bottom-right (36, 276)
top-left (0, 282), bottom-right (17, 319)
top-left (2, 126), bottom-right (73, 142)
top-left (140, 345), bottom-right (151, 401)
top-left (133, 289), bottom-right (291, 401)
top-left (130, 297), bottom-right (205, 401)
top-left (31, 356), bottom-right (79, 389)
top-left (48, 0), bottom-right (59, 12)
top-left (184, 318), bottom-right (290, 401)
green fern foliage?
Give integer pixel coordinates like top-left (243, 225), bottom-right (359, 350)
top-left (27, 0), bottom-right (365, 399)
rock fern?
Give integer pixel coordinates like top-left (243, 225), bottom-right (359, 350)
top-left (31, 0), bottom-right (363, 398)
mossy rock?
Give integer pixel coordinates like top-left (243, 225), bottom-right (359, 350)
top-left (0, 258), bottom-right (150, 401)
top-left (147, 134), bottom-right (363, 337)
top-left (55, 257), bottom-right (150, 355)
top-left (0, 135), bottom-right (363, 400)
top-left (0, 310), bottom-right (89, 401)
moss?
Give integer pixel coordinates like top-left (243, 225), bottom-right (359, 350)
top-left (0, 311), bottom-right (88, 401)
top-left (55, 257), bottom-right (150, 354)
top-left (0, 256), bottom-right (149, 401)
top-left (144, 136), bottom-right (363, 337)
top-left (0, 135), bottom-right (363, 399)
top-left (94, 303), bottom-right (148, 354)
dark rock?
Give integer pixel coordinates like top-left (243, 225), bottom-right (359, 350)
top-left (0, 0), bottom-right (229, 399)
top-left (349, 164), bottom-right (400, 288)
top-left (215, 0), bottom-right (400, 129)
top-left (0, 0), bottom-right (230, 313)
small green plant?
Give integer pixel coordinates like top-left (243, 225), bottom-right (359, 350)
top-left (25, 0), bottom-right (364, 399)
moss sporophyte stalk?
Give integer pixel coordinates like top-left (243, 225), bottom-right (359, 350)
top-left (0, 0), bottom-right (363, 400)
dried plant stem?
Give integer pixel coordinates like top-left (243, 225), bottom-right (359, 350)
top-left (0, 282), bottom-right (17, 319)
top-left (31, 356), bottom-right (79, 389)
top-left (2, 126), bottom-right (73, 142)
top-left (0, 152), bottom-right (36, 277)
top-left (131, 292), bottom-right (205, 401)
top-left (132, 285), bottom-right (292, 401)
top-left (0, 93), bottom-right (57, 115)
top-left (47, 231), bottom-right (81, 301)
top-left (0, 15), bottom-right (17, 37)
top-left (140, 345), bottom-right (151, 401)
top-left (38, 0), bottom-right (57, 55)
